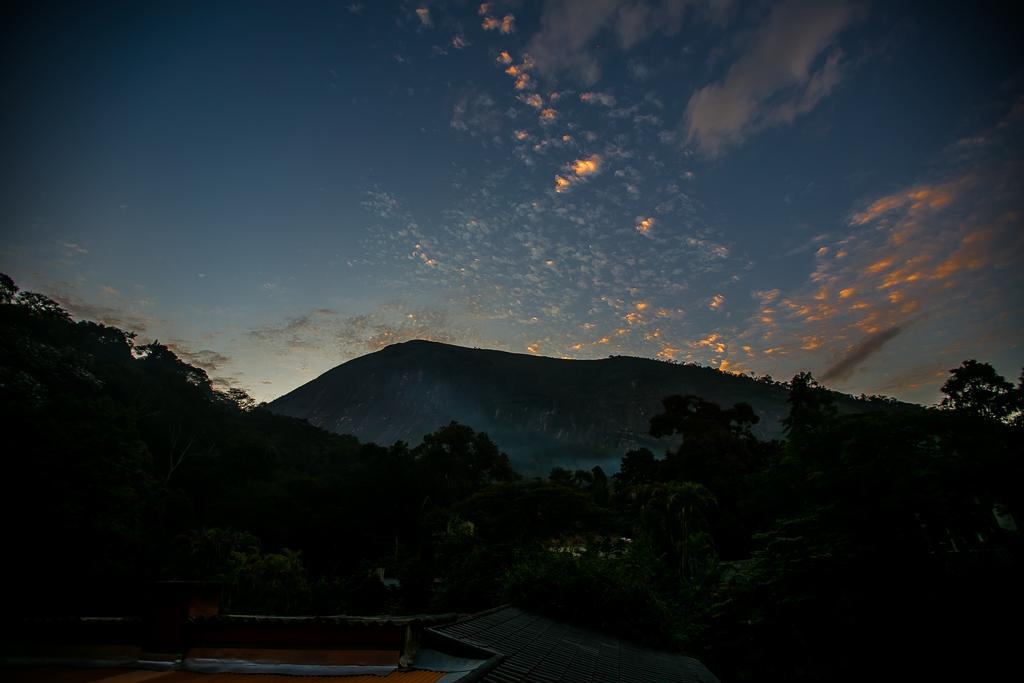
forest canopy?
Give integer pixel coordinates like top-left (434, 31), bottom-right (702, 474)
top-left (1, 273), bottom-right (1021, 682)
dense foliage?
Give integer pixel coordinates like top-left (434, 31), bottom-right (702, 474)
top-left (1, 273), bottom-right (1021, 681)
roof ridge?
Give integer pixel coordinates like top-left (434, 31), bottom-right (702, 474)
top-left (448, 603), bottom-right (516, 625)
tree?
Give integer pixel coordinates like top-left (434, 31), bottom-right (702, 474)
top-left (15, 290), bottom-right (71, 319)
top-left (649, 395), bottom-right (762, 490)
top-left (0, 272), bottom-right (17, 303)
top-left (637, 481), bottom-right (717, 580)
top-left (617, 448), bottom-right (659, 487)
top-left (572, 468), bottom-right (594, 488)
top-left (650, 395), bottom-right (759, 441)
top-left (783, 372), bottom-right (836, 440)
top-left (414, 422), bottom-right (518, 506)
top-left (940, 360), bottom-right (1016, 422)
top-left (590, 465), bottom-right (609, 506)
top-left (221, 387), bottom-right (256, 412)
top-left (549, 466), bottom-right (575, 486)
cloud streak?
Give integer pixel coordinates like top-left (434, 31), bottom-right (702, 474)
top-left (685, 0), bottom-right (860, 156)
top-left (821, 324), bottom-right (904, 382)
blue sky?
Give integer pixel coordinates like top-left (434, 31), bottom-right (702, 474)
top-left (2, 0), bottom-right (1022, 404)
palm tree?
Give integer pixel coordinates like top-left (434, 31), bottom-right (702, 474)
top-left (638, 481), bottom-right (717, 580)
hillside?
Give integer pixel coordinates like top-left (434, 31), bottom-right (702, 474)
top-left (267, 340), bottom-right (895, 473)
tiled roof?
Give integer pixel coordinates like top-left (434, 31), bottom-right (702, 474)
top-left (431, 607), bottom-right (719, 683)
top-left (1, 668), bottom-right (447, 682)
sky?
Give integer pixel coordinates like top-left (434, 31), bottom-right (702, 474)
top-left (2, 0), bottom-right (1022, 405)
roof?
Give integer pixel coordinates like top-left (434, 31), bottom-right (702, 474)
top-left (1, 612), bottom-right (483, 681)
top-left (0, 668), bottom-right (447, 682)
top-left (3, 606), bottom-right (718, 682)
top-left (430, 607), bottom-right (719, 683)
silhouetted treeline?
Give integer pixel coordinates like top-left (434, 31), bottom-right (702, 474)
top-left (1, 272), bottom-right (1021, 682)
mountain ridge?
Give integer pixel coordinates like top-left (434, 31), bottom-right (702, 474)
top-left (267, 339), bottom-right (905, 473)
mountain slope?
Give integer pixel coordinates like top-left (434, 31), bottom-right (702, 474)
top-left (267, 340), bottom-right (890, 473)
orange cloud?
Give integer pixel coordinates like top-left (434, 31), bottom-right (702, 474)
top-left (657, 344), bottom-right (681, 360)
top-left (539, 108), bottom-right (558, 123)
top-left (850, 181), bottom-right (961, 226)
top-left (801, 336), bottom-right (821, 350)
top-left (497, 51), bottom-right (513, 65)
top-left (693, 333), bottom-right (726, 353)
top-left (500, 14), bottom-right (515, 34)
top-left (571, 155), bottom-right (600, 176)
top-left (708, 294), bottom-right (725, 310)
top-left (866, 258), bottom-right (893, 274)
top-left (554, 175), bottom-right (571, 193)
top-left (636, 217), bottom-right (654, 234)
top-left (850, 194), bottom-right (904, 225)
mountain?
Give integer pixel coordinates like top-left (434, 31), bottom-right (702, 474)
top-left (267, 340), bottom-right (898, 474)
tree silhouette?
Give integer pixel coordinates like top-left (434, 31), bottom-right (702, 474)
top-left (637, 481), bottom-right (717, 580)
top-left (617, 447), bottom-right (658, 487)
top-left (940, 359), bottom-right (1017, 422)
top-left (782, 371), bottom-right (836, 440)
top-left (0, 272), bottom-right (17, 303)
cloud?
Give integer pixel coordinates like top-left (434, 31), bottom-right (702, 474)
top-left (580, 91), bottom-right (617, 107)
top-left (358, 166), bottom-right (742, 366)
top-left (615, 0), bottom-right (696, 49)
top-left (249, 305), bottom-right (469, 356)
top-left (526, 1), bottom-right (724, 85)
top-left (415, 7), bottom-right (432, 27)
top-left (49, 290), bottom-right (154, 334)
top-left (729, 97), bottom-right (1024, 397)
top-left (451, 92), bottom-right (503, 136)
top-left (521, 93), bottom-right (543, 109)
top-left (685, 0), bottom-right (860, 156)
top-left (571, 154), bottom-right (602, 176)
top-left (168, 345), bottom-right (232, 373)
top-left (481, 13), bottom-right (514, 34)
top-left (554, 155), bottom-right (604, 193)
top-left (525, 0), bottom-right (621, 85)
top-left (59, 241), bottom-right (88, 255)
top-left (821, 324), bottom-right (904, 382)
top-left (628, 59), bottom-right (652, 82)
